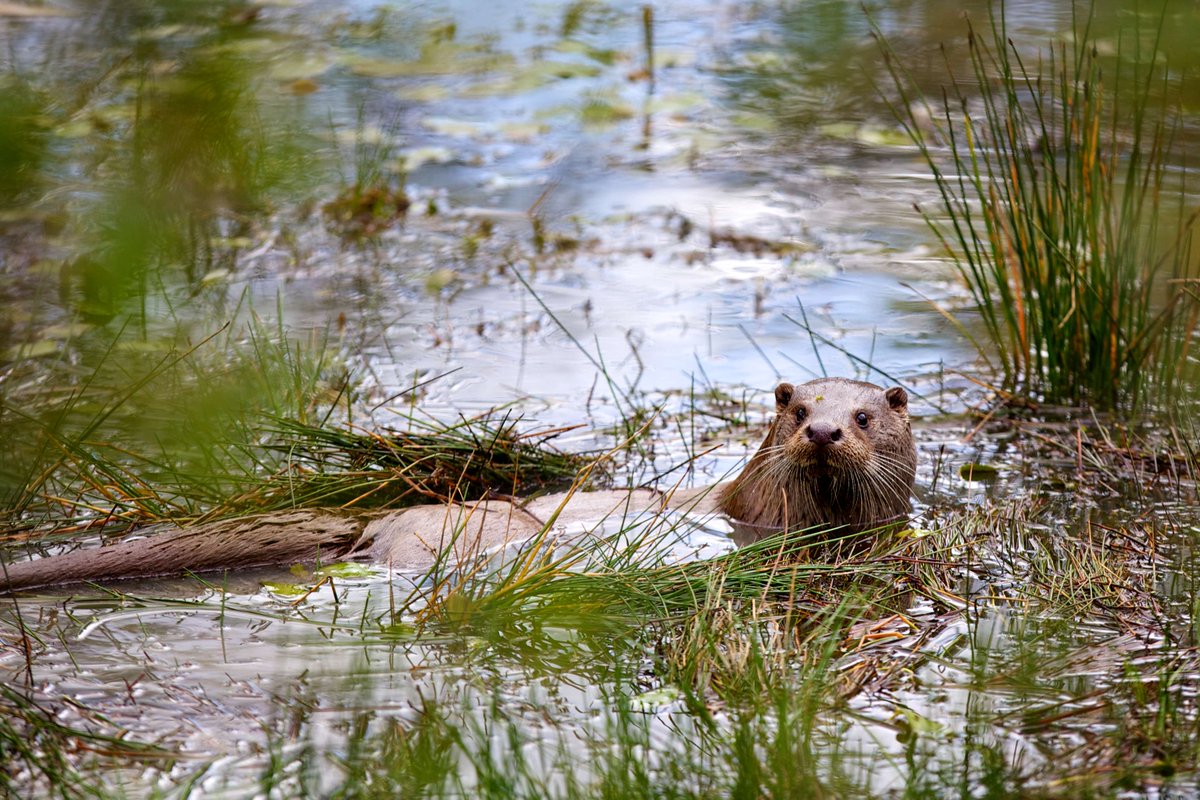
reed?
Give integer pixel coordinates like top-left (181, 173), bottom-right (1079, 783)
top-left (232, 411), bottom-right (597, 514)
top-left (875, 6), bottom-right (1200, 410)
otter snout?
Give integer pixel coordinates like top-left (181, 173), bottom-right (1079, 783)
top-left (805, 422), bottom-right (842, 446)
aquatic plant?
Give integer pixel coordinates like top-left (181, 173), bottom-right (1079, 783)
top-left (876, 6), bottom-right (1200, 410)
top-left (229, 411), bottom-right (598, 515)
top-left (0, 683), bottom-right (171, 798)
top-left (1, 345), bottom-right (597, 539)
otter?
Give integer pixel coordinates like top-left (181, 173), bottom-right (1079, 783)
top-left (0, 378), bottom-right (916, 592)
top-left (718, 378), bottom-right (917, 542)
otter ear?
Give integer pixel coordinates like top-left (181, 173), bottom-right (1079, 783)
top-left (774, 383), bottom-right (795, 410)
top-left (885, 386), bottom-right (908, 412)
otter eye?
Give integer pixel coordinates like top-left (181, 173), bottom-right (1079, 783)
top-left (795, 407), bottom-right (807, 423)
top-left (855, 411), bottom-right (869, 428)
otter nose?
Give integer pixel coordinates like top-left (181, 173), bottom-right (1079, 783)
top-left (805, 422), bottom-right (842, 446)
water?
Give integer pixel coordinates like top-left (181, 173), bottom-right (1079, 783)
top-left (3, 0), bottom-right (1200, 795)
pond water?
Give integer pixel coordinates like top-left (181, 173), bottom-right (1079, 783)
top-left (3, 0), bottom-right (1200, 796)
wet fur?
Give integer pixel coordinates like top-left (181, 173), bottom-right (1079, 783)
top-left (1, 378), bottom-right (916, 591)
top-left (718, 378), bottom-right (916, 540)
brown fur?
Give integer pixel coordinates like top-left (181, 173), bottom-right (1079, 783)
top-left (1, 511), bottom-right (365, 591)
top-left (718, 378), bottom-right (916, 541)
top-left (0, 488), bottom-right (720, 592)
top-left (0, 379), bottom-right (917, 591)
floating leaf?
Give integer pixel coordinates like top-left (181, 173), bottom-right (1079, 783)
top-left (261, 581), bottom-right (308, 597)
top-left (342, 45), bottom-right (513, 78)
top-left (399, 146), bottom-right (454, 171)
top-left (425, 267), bottom-right (459, 293)
top-left (497, 120), bottom-right (549, 142)
top-left (959, 463), bottom-right (999, 480)
top-left (396, 84), bottom-right (450, 102)
top-left (269, 53), bottom-right (335, 82)
top-left (313, 563), bottom-right (377, 579)
top-left (464, 60), bottom-right (602, 97)
top-left (630, 685), bottom-right (684, 711)
top-left (422, 116), bottom-right (485, 138)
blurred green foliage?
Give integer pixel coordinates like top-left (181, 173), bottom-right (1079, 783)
top-left (0, 78), bottom-right (50, 208)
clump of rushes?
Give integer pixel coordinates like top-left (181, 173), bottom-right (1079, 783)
top-left (220, 412), bottom-right (598, 515)
top-left (876, 7), bottom-right (1200, 410)
top-left (322, 110), bottom-right (410, 239)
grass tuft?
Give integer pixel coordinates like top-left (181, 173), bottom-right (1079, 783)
top-left (875, 5), bottom-right (1200, 410)
top-left (228, 411), bottom-right (599, 515)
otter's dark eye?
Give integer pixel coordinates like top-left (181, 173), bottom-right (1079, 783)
top-left (795, 407), bottom-right (807, 423)
top-left (855, 411), bottom-right (869, 428)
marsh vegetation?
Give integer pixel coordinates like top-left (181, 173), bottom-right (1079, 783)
top-left (3, 0), bottom-right (1200, 797)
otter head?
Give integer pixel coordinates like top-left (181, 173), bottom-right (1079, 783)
top-left (720, 377), bottom-right (917, 540)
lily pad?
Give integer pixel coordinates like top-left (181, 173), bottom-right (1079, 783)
top-left (396, 84), bottom-right (450, 103)
top-left (959, 463), bottom-right (999, 480)
top-left (268, 53), bottom-right (335, 82)
top-left (422, 116), bottom-right (486, 138)
top-left (425, 267), bottom-right (459, 293)
top-left (629, 685), bottom-right (685, 711)
top-left (261, 581), bottom-right (308, 597)
top-left (464, 60), bottom-right (602, 97)
top-left (313, 563), bottom-right (378, 579)
top-left (399, 146), bottom-right (455, 171)
top-left (552, 39), bottom-right (619, 66)
top-left (342, 45), bottom-right (513, 78)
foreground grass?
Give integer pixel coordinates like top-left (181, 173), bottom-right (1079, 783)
top-left (0, 316), bottom-right (599, 550)
top-left (876, 5), bottom-right (1200, 410)
top-left (7, 413), bottom-right (1200, 798)
top-left (0, 683), bottom-right (174, 799)
top-left (4, 312), bottom-right (1200, 797)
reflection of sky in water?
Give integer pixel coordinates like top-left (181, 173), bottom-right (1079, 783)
top-left (4, 1), bottom-right (1196, 793)
top-left (287, 0), bottom-right (1005, 419)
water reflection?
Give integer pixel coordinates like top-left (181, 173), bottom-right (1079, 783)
top-left (3, 2), bottom-right (1200, 794)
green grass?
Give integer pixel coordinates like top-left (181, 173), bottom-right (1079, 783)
top-left (194, 409), bottom-right (596, 522)
top-left (0, 311), bottom-right (348, 535)
top-left (5, 442), bottom-right (1199, 798)
top-left (0, 323), bottom-right (604, 543)
top-left (875, 5), bottom-right (1200, 411)
top-left (0, 683), bottom-right (173, 799)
